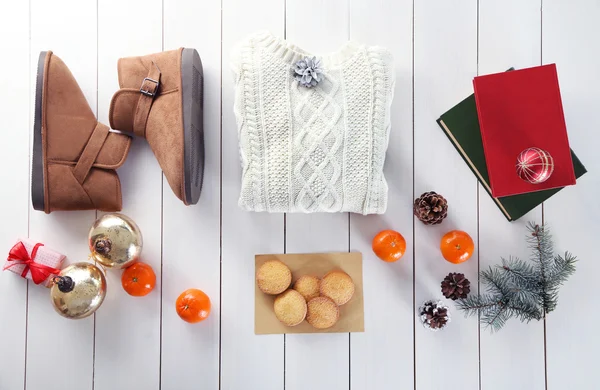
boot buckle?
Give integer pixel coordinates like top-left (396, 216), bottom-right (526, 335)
top-left (140, 77), bottom-right (159, 97)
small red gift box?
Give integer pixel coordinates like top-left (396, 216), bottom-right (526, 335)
top-left (3, 239), bottom-right (65, 287)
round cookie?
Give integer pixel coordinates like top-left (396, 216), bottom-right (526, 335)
top-left (256, 260), bottom-right (292, 295)
top-left (320, 270), bottom-right (355, 305)
top-left (306, 297), bottom-right (340, 329)
top-left (293, 275), bottom-right (320, 301)
top-left (274, 290), bottom-right (307, 327)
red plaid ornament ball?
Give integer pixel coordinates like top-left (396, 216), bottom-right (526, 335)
top-left (516, 147), bottom-right (554, 184)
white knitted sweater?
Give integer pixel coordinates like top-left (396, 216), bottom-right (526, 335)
top-left (231, 32), bottom-right (395, 214)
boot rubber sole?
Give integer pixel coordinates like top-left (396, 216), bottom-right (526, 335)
top-left (32, 51), bottom-right (47, 212)
top-left (181, 48), bottom-right (204, 205)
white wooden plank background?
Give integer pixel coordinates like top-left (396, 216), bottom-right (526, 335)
top-left (0, 0), bottom-right (598, 389)
top-left (0, 1), bottom-right (29, 389)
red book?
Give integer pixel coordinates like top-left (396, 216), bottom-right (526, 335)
top-left (473, 64), bottom-right (576, 198)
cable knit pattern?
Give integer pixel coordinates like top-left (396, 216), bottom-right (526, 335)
top-left (231, 31), bottom-right (395, 214)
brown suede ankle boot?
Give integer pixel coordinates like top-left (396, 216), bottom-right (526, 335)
top-left (32, 51), bottom-right (132, 213)
top-left (109, 48), bottom-right (204, 205)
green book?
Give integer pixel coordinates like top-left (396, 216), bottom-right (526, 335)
top-left (437, 94), bottom-right (587, 222)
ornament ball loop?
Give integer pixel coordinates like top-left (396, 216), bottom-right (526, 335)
top-left (52, 275), bottom-right (75, 293)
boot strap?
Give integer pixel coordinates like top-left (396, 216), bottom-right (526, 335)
top-left (133, 64), bottom-right (161, 138)
top-left (73, 122), bottom-right (110, 184)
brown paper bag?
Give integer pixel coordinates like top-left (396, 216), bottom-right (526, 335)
top-left (255, 252), bottom-right (364, 335)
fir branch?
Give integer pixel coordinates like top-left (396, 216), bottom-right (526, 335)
top-left (483, 302), bottom-right (511, 332)
top-left (498, 256), bottom-right (541, 300)
top-left (544, 252), bottom-right (577, 313)
top-left (527, 222), bottom-right (555, 314)
top-left (456, 295), bottom-right (502, 315)
top-left (456, 294), bottom-right (510, 331)
top-left (481, 266), bottom-right (511, 296)
top-left (456, 222), bottom-right (576, 332)
top-left (528, 223), bottom-right (554, 279)
top-left (499, 256), bottom-right (537, 284)
top-left (506, 296), bottom-right (543, 322)
top-left (547, 252), bottom-right (577, 288)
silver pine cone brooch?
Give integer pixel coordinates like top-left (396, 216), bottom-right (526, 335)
top-left (294, 56), bottom-right (323, 88)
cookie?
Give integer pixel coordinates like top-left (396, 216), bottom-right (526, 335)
top-left (274, 289), bottom-right (307, 327)
top-left (256, 259), bottom-right (292, 295)
top-left (320, 270), bottom-right (355, 305)
top-left (306, 297), bottom-right (340, 329)
top-left (293, 275), bottom-right (320, 302)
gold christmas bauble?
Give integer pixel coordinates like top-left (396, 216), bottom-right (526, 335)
top-left (88, 213), bottom-right (143, 269)
top-left (50, 262), bottom-right (106, 319)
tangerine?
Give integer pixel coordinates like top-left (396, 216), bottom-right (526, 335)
top-left (372, 230), bottom-right (406, 262)
top-left (440, 230), bottom-right (474, 264)
top-left (176, 288), bottom-right (211, 323)
top-left (121, 262), bottom-right (156, 297)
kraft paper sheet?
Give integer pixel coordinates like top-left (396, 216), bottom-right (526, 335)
top-left (255, 252), bottom-right (364, 335)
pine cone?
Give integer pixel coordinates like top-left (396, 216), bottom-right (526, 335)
top-left (419, 300), bottom-right (450, 331)
top-left (413, 191), bottom-right (448, 225)
top-left (441, 273), bottom-right (471, 300)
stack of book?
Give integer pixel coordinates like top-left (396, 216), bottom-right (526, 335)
top-left (437, 65), bottom-right (586, 222)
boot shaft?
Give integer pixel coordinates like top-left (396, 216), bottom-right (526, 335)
top-left (117, 49), bottom-right (183, 91)
top-left (34, 51), bottom-right (130, 213)
top-left (109, 48), bottom-right (183, 136)
top-left (44, 53), bottom-right (130, 169)
top-left (108, 48), bottom-right (204, 206)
